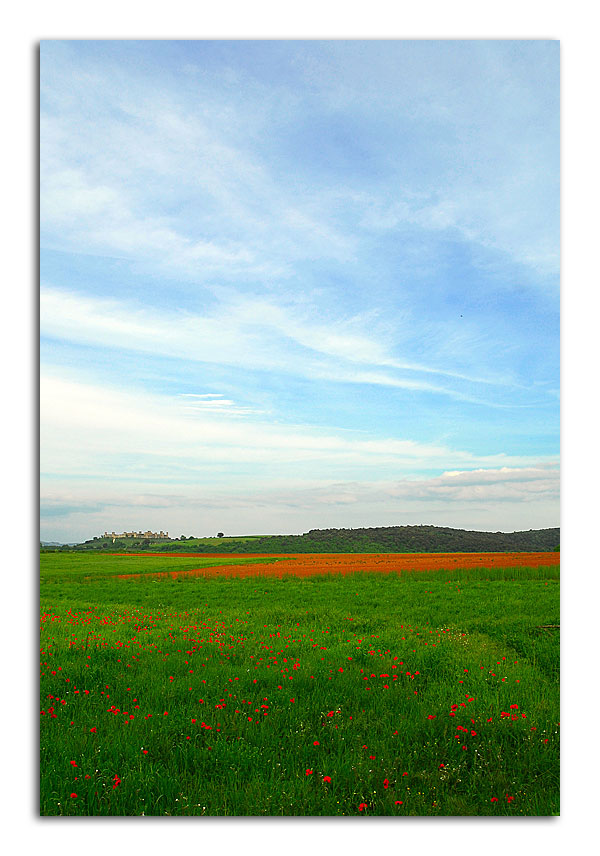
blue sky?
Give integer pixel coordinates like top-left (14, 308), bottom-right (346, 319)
top-left (40, 39), bottom-right (559, 541)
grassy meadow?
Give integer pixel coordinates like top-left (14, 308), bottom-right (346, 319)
top-left (40, 552), bottom-right (559, 816)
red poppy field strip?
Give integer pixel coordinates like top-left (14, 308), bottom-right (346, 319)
top-left (115, 551), bottom-right (559, 580)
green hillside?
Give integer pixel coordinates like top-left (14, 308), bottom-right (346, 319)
top-left (43, 525), bottom-right (559, 554)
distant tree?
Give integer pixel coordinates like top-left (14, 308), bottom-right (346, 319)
top-left (217, 532), bottom-right (224, 538)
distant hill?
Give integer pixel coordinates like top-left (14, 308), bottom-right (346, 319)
top-left (174, 525), bottom-right (559, 554)
top-left (49, 525), bottom-right (560, 554)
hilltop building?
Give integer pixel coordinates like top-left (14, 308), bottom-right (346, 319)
top-left (103, 530), bottom-right (170, 542)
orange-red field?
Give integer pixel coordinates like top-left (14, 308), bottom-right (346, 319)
top-left (117, 551), bottom-right (559, 580)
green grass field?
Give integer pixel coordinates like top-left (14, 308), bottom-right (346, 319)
top-left (40, 551), bottom-right (280, 581)
top-left (40, 553), bottom-right (559, 816)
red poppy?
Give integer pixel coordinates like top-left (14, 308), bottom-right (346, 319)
top-left (358, 802), bottom-right (367, 812)
top-left (70, 793), bottom-right (77, 799)
top-left (323, 775), bottom-right (332, 783)
top-left (491, 797), bottom-right (498, 803)
top-left (383, 778), bottom-right (390, 789)
top-left (306, 769), bottom-right (313, 775)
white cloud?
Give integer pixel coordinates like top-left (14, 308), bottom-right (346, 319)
top-left (40, 285), bottom-right (517, 404)
top-left (40, 162), bottom-right (266, 278)
top-left (40, 371), bottom-right (557, 482)
top-left (358, 184), bottom-right (559, 284)
top-left (40, 47), bottom-right (558, 290)
top-left (40, 83), bottom-right (355, 282)
top-left (179, 393), bottom-right (266, 417)
top-left (40, 464), bottom-right (559, 542)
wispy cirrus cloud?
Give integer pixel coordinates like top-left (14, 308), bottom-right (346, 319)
top-left (179, 393), bottom-right (266, 417)
top-left (41, 41), bottom-right (558, 289)
top-left (41, 285), bottom-right (529, 407)
top-left (40, 372), bottom-right (557, 484)
top-left (40, 74), bottom-right (355, 284)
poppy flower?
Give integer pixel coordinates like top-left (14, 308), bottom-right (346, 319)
top-left (306, 769), bottom-right (313, 775)
top-left (323, 775), bottom-right (332, 783)
top-left (383, 778), bottom-right (390, 789)
top-left (70, 793), bottom-right (77, 799)
top-left (358, 802), bottom-right (367, 812)
top-left (491, 797), bottom-right (498, 803)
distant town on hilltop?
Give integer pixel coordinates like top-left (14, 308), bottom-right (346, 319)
top-left (102, 529), bottom-right (171, 541)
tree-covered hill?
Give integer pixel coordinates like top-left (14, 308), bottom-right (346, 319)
top-left (173, 525), bottom-right (559, 554)
top-left (47, 525), bottom-right (560, 554)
